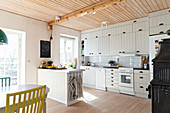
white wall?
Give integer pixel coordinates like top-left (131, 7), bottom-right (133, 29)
top-left (0, 10), bottom-right (81, 84)
top-left (51, 25), bottom-right (81, 68)
top-left (0, 10), bottom-right (50, 84)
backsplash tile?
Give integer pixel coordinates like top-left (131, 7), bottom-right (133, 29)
top-left (87, 55), bottom-right (144, 68)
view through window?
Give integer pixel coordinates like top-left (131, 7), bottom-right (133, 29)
top-left (0, 32), bottom-right (20, 85)
top-left (60, 37), bottom-right (75, 67)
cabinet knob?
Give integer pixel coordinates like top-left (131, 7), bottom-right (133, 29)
top-left (85, 38), bottom-right (87, 40)
top-left (96, 36), bottom-right (98, 38)
top-left (111, 73), bottom-right (113, 75)
top-left (123, 32), bottom-right (126, 34)
top-left (111, 84), bottom-right (114, 86)
top-left (111, 70), bottom-right (113, 71)
top-left (136, 51), bottom-right (140, 53)
top-left (108, 34), bottom-right (111, 36)
top-left (99, 52), bottom-right (101, 54)
top-left (140, 86), bottom-right (144, 88)
top-left (159, 23), bottom-right (164, 26)
top-left (122, 51), bottom-right (125, 53)
top-left (111, 77), bottom-right (114, 79)
top-left (133, 20), bottom-right (137, 23)
top-left (119, 51), bottom-right (122, 53)
top-left (111, 80), bottom-right (114, 82)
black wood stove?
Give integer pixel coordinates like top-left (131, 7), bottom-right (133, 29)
top-left (147, 37), bottom-right (170, 113)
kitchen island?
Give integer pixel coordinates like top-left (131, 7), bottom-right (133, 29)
top-left (38, 68), bottom-right (84, 106)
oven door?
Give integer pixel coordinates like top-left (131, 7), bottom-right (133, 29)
top-left (119, 73), bottom-right (133, 87)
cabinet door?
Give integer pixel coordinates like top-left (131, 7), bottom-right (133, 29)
top-left (84, 39), bottom-right (91, 56)
top-left (121, 33), bottom-right (135, 53)
top-left (135, 31), bottom-right (149, 54)
top-left (96, 68), bottom-right (105, 90)
top-left (83, 68), bottom-right (96, 86)
top-left (110, 35), bottom-right (122, 54)
top-left (98, 36), bottom-right (110, 55)
top-left (84, 38), bottom-right (98, 56)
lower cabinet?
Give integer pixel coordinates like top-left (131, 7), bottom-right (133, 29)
top-left (95, 68), bottom-right (106, 90)
top-left (134, 70), bottom-right (150, 98)
top-left (105, 69), bottom-right (119, 93)
top-left (82, 66), bottom-right (96, 88)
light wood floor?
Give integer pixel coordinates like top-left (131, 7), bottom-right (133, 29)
top-left (47, 87), bottom-right (151, 113)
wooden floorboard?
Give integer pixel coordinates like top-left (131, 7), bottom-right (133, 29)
top-left (47, 87), bottom-right (151, 113)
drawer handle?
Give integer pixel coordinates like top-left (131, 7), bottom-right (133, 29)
top-left (119, 51), bottom-right (122, 53)
top-left (99, 52), bottom-right (101, 54)
top-left (140, 77), bottom-right (143, 79)
top-left (111, 80), bottom-right (114, 82)
top-left (123, 32), bottom-right (126, 34)
top-left (139, 71), bottom-right (143, 73)
top-left (133, 20), bottom-right (137, 23)
top-left (85, 38), bottom-right (87, 40)
top-left (111, 70), bottom-right (113, 71)
top-left (111, 84), bottom-right (114, 86)
top-left (111, 77), bottom-right (114, 79)
top-left (159, 31), bottom-right (164, 34)
top-left (111, 73), bottom-right (113, 75)
top-left (108, 34), bottom-right (111, 36)
top-left (136, 50), bottom-right (140, 53)
top-left (139, 29), bottom-right (142, 31)
top-left (159, 23), bottom-right (164, 26)
top-left (140, 86), bottom-right (144, 88)
top-left (96, 36), bottom-right (98, 38)
top-left (122, 51), bottom-right (125, 53)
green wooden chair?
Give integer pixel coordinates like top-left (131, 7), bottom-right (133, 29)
top-left (0, 77), bottom-right (10, 87)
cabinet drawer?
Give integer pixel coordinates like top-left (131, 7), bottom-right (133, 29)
top-left (134, 70), bottom-right (149, 75)
top-left (106, 79), bottom-right (119, 84)
top-left (135, 74), bottom-right (149, 85)
top-left (106, 75), bottom-right (119, 80)
top-left (106, 69), bottom-right (118, 73)
top-left (106, 83), bottom-right (119, 89)
top-left (135, 83), bottom-right (148, 94)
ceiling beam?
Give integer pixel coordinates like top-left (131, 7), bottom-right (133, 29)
top-left (48, 0), bottom-right (126, 25)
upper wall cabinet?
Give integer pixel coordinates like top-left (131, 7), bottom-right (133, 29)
top-left (133, 21), bottom-right (149, 32)
top-left (135, 31), bottom-right (149, 54)
top-left (110, 35), bottom-right (122, 55)
top-left (121, 33), bottom-right (136, 53)
top-left (84, 38), bottom-right (98, 56)
top-left (102, 28), bottom-right (112, 37)
top-left (98, 36), bottom-right (110, 55)
top-left (121, 24), bottom-right (133, 34)
top-left (149, 9), bottom-right (170, 35)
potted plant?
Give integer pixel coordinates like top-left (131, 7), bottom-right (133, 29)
top-left (108, 60), bottom-right (116, 66)
top-left (47, 61), bottom-right (53, 66)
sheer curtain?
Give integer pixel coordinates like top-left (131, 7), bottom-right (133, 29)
top-left (60, 37), bottom-right (75, 67)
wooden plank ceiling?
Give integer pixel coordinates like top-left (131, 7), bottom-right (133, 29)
top-left (0, 0), bottom-right (169, 31)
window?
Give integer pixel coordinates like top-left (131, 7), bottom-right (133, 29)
top-left (0, 30), bottom-right (21, 85)
top-left (60, 37), bottom-right (75, 66)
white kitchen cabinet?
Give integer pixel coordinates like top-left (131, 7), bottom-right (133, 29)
top-left (81, 32), bottom-right (92, 40)
top-left (121, 24), bottom-right (133, 34)
top-left (98, 36), bottom-right (110, 55)
top-left (84, 38), bottom-right (98, 56)
top-left (95, 68), bottom-right (106, 90)
top-left (133, 21), bottom-right (149, 32)
top-left (106, 69), bottom-right (119, 93)
top-left (135, 31), bottom-right (149, 54)
top-left (150, 25), bottom-right (170, 35)
top-left (110, 35), bottom-right (122, 55)
top-left (102, 28), bottom-right (112, 37)
top-left (134, 70), bottom-right (150, 98)
top-left (82, 66), bottom-right (96, 88)
top-left (121, 33), bottom-right (136, 53)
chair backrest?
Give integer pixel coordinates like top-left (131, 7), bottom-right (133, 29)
top-left (0, 77), bottom-right (10, 87)
top-left (5, 85), bottom-right (46, 113)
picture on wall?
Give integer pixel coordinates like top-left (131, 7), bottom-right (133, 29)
top-left (40, 40), bottom-right (51, 58)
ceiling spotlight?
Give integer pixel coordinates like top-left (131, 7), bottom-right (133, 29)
top-left (101, 21), bottom-right (109, 27)
top-left (55, 16), bottom-right (61, 23)
top-left (81, 12), bottom-right (88, 17)
top-left (91, 12), bottom-right (96, 14)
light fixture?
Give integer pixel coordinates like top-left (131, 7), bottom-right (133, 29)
top-left (81, 12), bottom-right (88, 17)
top-left (0, 29), bottom-right (8, 45)
top-left (101, 21), bottom-right (109, 27)
top-left (55, 16), bottom-right (61, 23)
